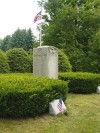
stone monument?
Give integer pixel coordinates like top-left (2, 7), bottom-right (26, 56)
top-left (97, 86), bottom-right (100, 93)
top-left (33, 46), bottom-right (58, 79)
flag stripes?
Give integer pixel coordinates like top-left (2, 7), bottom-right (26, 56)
top-left (34, 11), bottom-right (42, 23)
top-left (57, 96), bottom-right (63, 112)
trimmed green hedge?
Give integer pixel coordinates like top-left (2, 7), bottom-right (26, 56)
top-left (0, 74), bottom-right (68, 117)
top-left (0, 50), bottom-right (10, 73)
top-left (58, 50), bottom-right (72, 72)
top-left (7, 48), bottom-right (31, 73)
top-left (59, 72), bottom-right (100, 94)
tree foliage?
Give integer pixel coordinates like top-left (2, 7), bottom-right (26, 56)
top-left (11, 28), bottom-right (34, 50)
top-left (43, 0), bottom-right (100, 48)
top-left (85, 30), bottom-right (100, 73)
top-left (44, 0), bottom-right (65, 19)
top-left (0, 28), bottom-right (34, 51)
top-left (42, 0), bottom-right (100, 73)
top-left (1, 35), bottom-right (11, 51)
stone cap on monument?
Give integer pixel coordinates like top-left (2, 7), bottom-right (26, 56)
top-left (33, 46), bottom-right (58, 56)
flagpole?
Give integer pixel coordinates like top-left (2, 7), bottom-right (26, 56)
top-left (40, 23), bottom-right (42, 47)
top-left (40, 0), bottom-right (43, 47)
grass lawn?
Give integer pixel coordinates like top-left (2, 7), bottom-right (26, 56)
top-left (0, 94), bottom-right (100, 133)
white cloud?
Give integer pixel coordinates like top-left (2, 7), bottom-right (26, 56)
top-left (0, 0), bottom-right (41, 39)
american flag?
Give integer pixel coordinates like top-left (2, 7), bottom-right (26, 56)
top-left (34, 11), bottom-right (42, 23)
top-left (57, 96), bottom-right (63, 112)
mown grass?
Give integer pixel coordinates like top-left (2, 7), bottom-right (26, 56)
top-left (0, 94), bottom-right (100, 133)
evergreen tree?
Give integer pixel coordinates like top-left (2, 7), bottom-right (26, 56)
top-left (10, 28), bottom-right (34, 50)
top-left (1, 35), bottom-right (11, 51)
top-left (25, 28), bottom-right (34, 50)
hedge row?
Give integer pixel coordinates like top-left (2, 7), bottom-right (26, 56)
top-left (58, 50), bottom-right (72, 72)
top-left (0, 48), bottom-right (72, 73)
top-left (0, 50), bottom-right (10, 73)
top-left (7, 48), bottom-right (32, 73)
top-left (59, 72), bottom-right (100, 94)
top-left (0, 74), bottom-right (68, 117)
top-left (0, 48), bottom-right (32, 73)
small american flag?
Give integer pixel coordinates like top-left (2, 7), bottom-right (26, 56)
top-left (34, 11), bottom-right (42, 23)
top-left (57, 96), bottom-right (63, 112)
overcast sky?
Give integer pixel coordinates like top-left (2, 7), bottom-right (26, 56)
top-left (0, 0), bottom-right (41, 39)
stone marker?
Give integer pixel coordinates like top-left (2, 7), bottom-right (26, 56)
top-left (97, 86), bottom-right (100, 93)
top-left (33, 46), bottom-right (58, 79)
top-left (49, 99), bottom-right (66, 115)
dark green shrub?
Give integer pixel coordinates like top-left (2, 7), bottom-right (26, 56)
top-left (27, 49), bottom-right (33, 72)
top-left (7, 48), bottom-right (31, 73)
top-left (59, 72), bottom-right (100, 94)
top-left (0, 73), bottom-right (68, 117)
top-left (0, 50), bottom-right (10, 73)
top-left (58, 50), bottom-right (72, 72)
